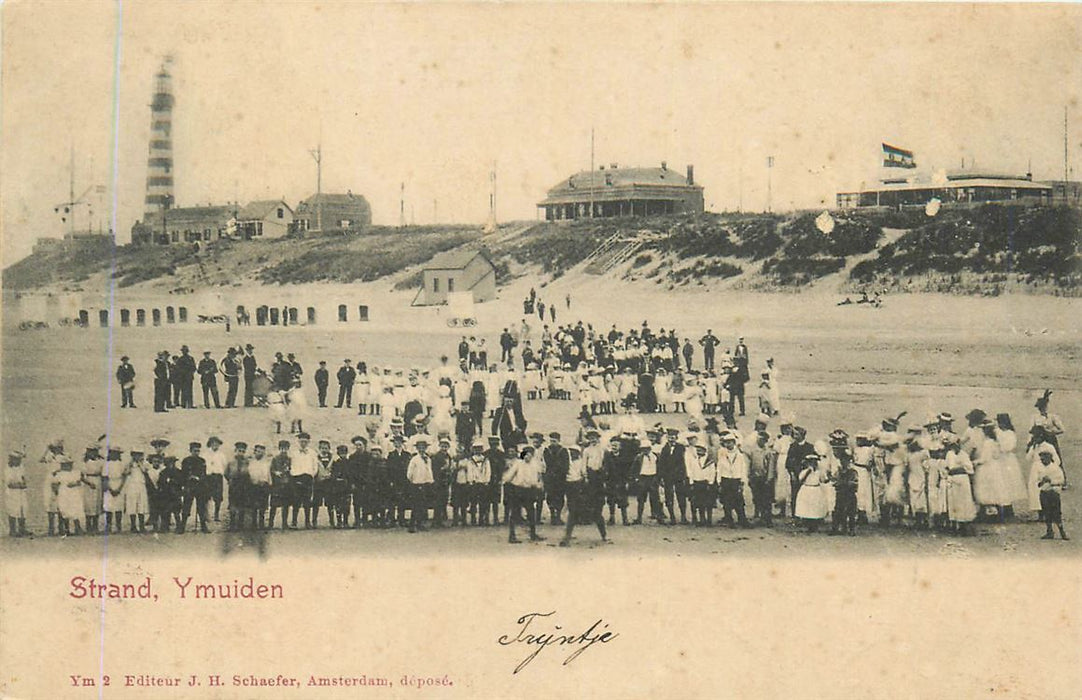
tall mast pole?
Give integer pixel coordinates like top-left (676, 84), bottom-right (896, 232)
top-left (69, 145), bottom-right (76, 236)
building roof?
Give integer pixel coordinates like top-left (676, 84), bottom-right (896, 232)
top-left (839, 178), bottom-right (1052, 195)
top-left (546, 166), bottom-right (697, 196)
top-left (237, 199), bottom-right (291, 221)
top-left (164, 205), bottom-right (235, 226)
top-left (296, 192), bottom-right (370, 210)
top-left (424, 247), bottom-right (494, 271)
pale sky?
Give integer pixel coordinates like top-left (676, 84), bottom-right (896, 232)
top-left (2, 2), bottom-right (1080, 263)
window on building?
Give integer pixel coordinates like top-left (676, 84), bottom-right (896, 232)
top-left (358, 305), bottom-right (369, 322)
top-left (99, 310), bottom-right (109, 327)
top-left (307, 307), bottom-right (316, 324)
top-left (340, 219), bottom-right (352, 228)
top-left (178, 307), bottom-right (187, 322)
top-left (433, 278), bottom-right (440, 293)
top-left (171, 231), bottom-right (179, 243)
top-left (204, 230), bottom-right (211, 241)
top-left (448, 278), bottom-right (455, 292)
top-left (152, 309), bottom-right (162, 326)
top-left (338, 304), bottom-right (348, 322)
top-left (78, 310), bottom-right (89, 326)
top-left (136, 309), bottom-right (146, 326)
top-left (166, 306), bottom-right (175, 323)
top-left (257, 222), bottom-right (263, 236)
top-left (277, 208), bottom-right (284, 219)
top-left (269, 307), bottom-right (280, 325)
top-left (120, 309), bottom-right (131, 326)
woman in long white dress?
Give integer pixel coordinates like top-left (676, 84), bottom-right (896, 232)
top-left (56, 458), bottom-right (86, 536)
top-left (944, 436), bottom-right (978, 534)
top-left (355, 364), bottom-right (371, 415)
top-left (121, 453), bottom-right (149, 533)
top-left (654, 369), bottom-right (671, 414)
top-left (994, 413), bottom-right (1027, 513)
top-left (972, 422), bottom-right (1009, 521)
top-left (684, 377), bottom-right (705, 423)
top-left (1026, 432), bottom-right (1061, 518)
top-left (773, 426), bottom-right (793, 517)
top-left (794, 453), bottom-right (828, 532)
top-left (852, 433), bottom-right (877, 522)
top-left (81, 445), bottom-right (104, 533)
top-left (814, 440), bottom-right (835, 518)
top-left (763, 358), bottom-right (782, 416)
top-left (879, 433), bottom-right (907, 527)
top-left (267, 390), bottom-right (287, 434)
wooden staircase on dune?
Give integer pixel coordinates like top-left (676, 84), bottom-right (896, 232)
top-left (583, 231), bottom-right (657, 275)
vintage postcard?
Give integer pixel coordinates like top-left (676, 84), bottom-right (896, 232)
top-left (2, 2), bottom-right (1080, 698)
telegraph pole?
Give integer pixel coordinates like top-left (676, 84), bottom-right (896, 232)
top-left (308, 143), bottom-right (322, 231)
top-left (399, 182), bottom-right (406, 228)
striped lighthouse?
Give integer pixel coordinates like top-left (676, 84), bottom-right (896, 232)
top-left (143, 58), bottom-right (175, 224)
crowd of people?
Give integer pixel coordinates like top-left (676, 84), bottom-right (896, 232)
top-left (8, 329), bottom-right (1070, 543)
top-left (115, 320), bottom-right (780, 423)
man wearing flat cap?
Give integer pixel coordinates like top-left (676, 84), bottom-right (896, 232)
top-left (386, 434), bottom-right (411, 528)
top-left (198, 351), bottom-right (221, 409)
top-left (543, 432), bottom-right (570, 526)
top-left (406, 436), bottom-right (434, 533)
top-left (290, 432), bottom-right (318, 529)
top-left (485, 436), bottom-right (507, 525)
top-left (157, 454), bottom-right (184, 533)
top-left (224, 442), bottom-right (250, 530)
top-left (179, 441), bottom-right (210, 534)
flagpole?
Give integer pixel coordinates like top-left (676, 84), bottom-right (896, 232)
top-left (766, 155), bottom-right (774, 213)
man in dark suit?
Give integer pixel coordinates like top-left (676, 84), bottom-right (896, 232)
top-left (153, 351), bottom-right (170, 413)
top-left (385, 435), bottom-right (412, 527)
top-left (335, 359), bottom-right (356, 408)
top-left (658, 429), bottom-right (688, 524)
top-left (179, 441), bottom-right (210, 533)
top-left (314, 361), bottom-right (330, 408)
top-left (492, 396), bottom-right (527, 451)
top-left (175, 345), bottom-right (197, 408)
top-left (197, 351), bottom-right (221, 409)
top-left (242, 344), bottom-right (258, 407)
top-left (116, 356), bottom-right (136, 408)
top-left (221, 348), bottom-right (241, 408)
top-left (699, 330), bottom-right (720, 371)
top-left (543, 432), bottom-right (570, 525)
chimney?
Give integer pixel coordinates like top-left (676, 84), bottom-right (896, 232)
top-left (661, 161), bottom-right (668, 171)
top-left (610, 162), bottom-right (618, 169)
top-left (686, 165), bottom-right (694, 185)
top-left (605, 172), bottom-right (613, 186)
